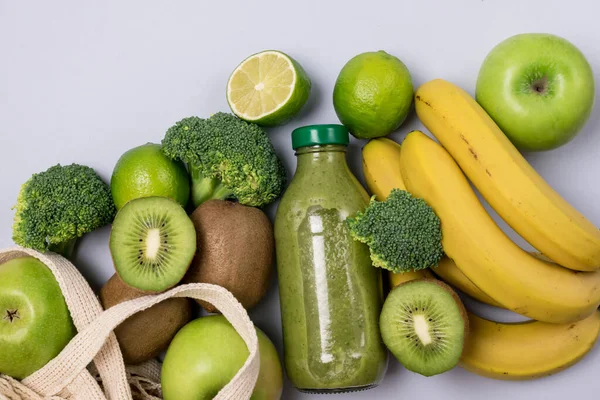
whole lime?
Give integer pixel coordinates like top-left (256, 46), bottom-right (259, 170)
top-left (0, 257), bottom-right (76, 379)
top-left (162, 315), bottom-right (283, 400)
top-left (111, 143), bottom-right (190, 210)
top-left (333, 50), bottom-right (414, 139)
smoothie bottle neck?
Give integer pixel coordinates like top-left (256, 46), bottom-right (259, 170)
top-left (294, 145), bottom-right (350, 176)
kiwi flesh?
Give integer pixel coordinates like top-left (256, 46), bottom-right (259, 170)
top-left (380, 278), bottom-right (468, 376)
top-left (186, 200), bottom-right (274, 313)
top-left (100, 274), bottom-right (193, 365)
top-left (109, 196), bottom-right (197, 292)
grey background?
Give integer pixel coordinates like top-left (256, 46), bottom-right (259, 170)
top-left (1, 0), bottom-right (599, 399)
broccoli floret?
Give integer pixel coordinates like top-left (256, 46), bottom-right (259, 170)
top-left (12, 164), bottom-right (116, 257)
top-left (161, 112), bottom-right (286, 208)
top-left (346, 189), bottom-right (443, 273)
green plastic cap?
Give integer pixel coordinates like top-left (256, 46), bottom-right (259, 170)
top-left (291, 124), bottom-right (350, 149)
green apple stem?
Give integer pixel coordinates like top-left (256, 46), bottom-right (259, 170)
top-left (532, 76), bottom-right (548, 94)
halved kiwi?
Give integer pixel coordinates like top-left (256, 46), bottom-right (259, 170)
top-left (380, 279), bottom-right (468, 376)
top-left (109, 196), bottom-right (196, 292)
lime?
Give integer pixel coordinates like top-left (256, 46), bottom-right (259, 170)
top-left (333, 50), bottom-right (414, 139)
top-left (227, 50), bottom-right (311, 126)
top-left (111, 143), bottom-right (190, 210)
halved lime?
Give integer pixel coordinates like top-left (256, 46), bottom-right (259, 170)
top-left (227, 50), bottom-right (311, 126)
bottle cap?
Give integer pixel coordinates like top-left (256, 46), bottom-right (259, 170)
top-left (291, 124), bottom-right (350, 149)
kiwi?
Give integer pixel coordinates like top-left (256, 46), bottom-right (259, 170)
top-left (186, 200), bottom-right (274, 313)
top-left (380, 278), bottom-right (468, 376)
top-left (109, 196), bottom-right (196, 292)
top-left (100, 274), bottom-right (193, 364)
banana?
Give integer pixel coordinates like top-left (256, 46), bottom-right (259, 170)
top-left (388, 269), bottom-right (600, 380)
top-left (389, 266), bottom-right (498, 309)
top-left (433, 258), bottom-right (500, 307)
top-left (389, 269), bottom-right (433, 288)
top-left (415, 79), bottom-right (600, 272)
top-left (399, 130), bottom-right (600, 324)
top-left (362, 138), bottom-right (406, 197)
top-left (461, 311), bottom-right (600, 380)
top-left (383, 243), bottom-right (600, 381)
top-left (363, 139), bottom-right (436, 291)
top-left (362, 138), bottom-right (502, 306)
top-left (387, 268), bottom-right (600, 380)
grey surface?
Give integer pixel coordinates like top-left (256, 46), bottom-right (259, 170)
top-left (1, 1), bottom-right (599, 399)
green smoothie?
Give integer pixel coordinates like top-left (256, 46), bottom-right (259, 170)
top-left (274, 125), bottom-right (388, 393)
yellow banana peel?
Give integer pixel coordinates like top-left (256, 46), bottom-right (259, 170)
top-left (415, 79), bottom-right (600, 272)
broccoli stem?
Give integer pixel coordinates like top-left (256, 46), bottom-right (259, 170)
top-left (49, 238), bottom-right (78, 259)
top-left (190, 165), bottom-right (234, 208)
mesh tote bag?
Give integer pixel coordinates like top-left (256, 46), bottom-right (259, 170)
top-left (0, 246), bottom-right (260, 400)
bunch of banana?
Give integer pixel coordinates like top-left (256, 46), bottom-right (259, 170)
top-left (363, 130), bottom-right (600, 380)
top-left (415, 79), bottom-right (600, 272)
top-left (363, 138), bottom-right (499, 307)
top-left (363, 136), bottom-right (600, 322)
top-left (400, 131), bottom-right (600, 323)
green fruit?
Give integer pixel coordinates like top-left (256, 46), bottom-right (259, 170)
top-left (111, 143), bottom-right (190, 210)
top-left (333, 50), bottom-right (414, 139)
top-left (380, 279), bottom-right (467, 377)
top-left (227, 50), bottom-right (311, 126)
top-left (110, 197), bottom-right (197, 293)
top-left (476, 33), bottom-right (595, 151)
top-left (162, 315), bottom-right (283, 400)
top-left (0, 257), bottom-right (76, 379)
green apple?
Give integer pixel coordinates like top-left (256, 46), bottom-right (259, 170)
top-left (476, 33), bottom-right (595, 151)
top-left (0, 257), bottom-right (76, 379)
top-left (162, 315), bottom-right (283, 400)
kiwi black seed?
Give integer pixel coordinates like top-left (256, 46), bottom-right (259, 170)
top-left (109, 196), bottom-right (196, 292)
top-left (380, 278), bottom-right (468, 377)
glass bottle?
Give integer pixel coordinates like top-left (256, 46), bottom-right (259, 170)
top-left (274, 124), bottom-right (388, 393)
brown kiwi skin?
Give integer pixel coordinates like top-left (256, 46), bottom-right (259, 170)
top-left (186, 199), bottom-right (275, 313)
top-left (394, 278), bottom-right (470, 343)
top-left (99, 274), bottom-right (193, 365)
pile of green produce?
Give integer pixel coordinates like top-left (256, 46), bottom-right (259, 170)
top-left (358, 33), bottom-right (600, 380)
top-left (3, 108), bottom-right (290, 397)
top-left (1, 31), bottom-right (600, 399)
